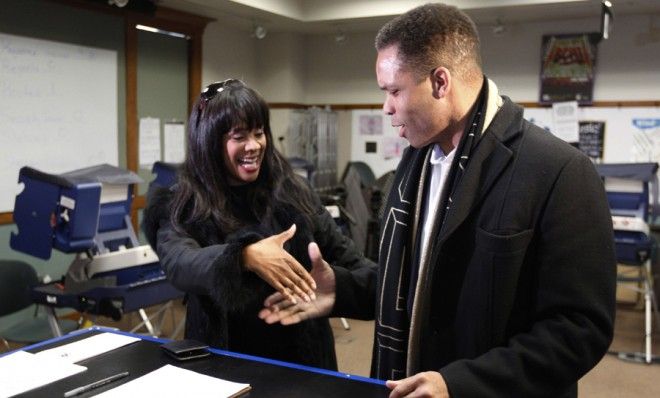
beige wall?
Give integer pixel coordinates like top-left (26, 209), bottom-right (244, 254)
top-left (200, 13), bottom-right (660, 175)
top-left (201, 13), bottom-right (659, 104)
top-left (301, 32), bottom-right (382, 104)
top-left (256, 32), bottom-right (306, 102)
top-left (478, 14), bottom-right (660, 102)
top-left (202, 22), bottom-right (258, 87)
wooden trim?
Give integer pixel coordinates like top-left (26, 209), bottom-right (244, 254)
top-left (269, 102), bottom-right (310, 109)
top-left (133, 195), bottom-right (146, 210)
top-left (126, 18), bottom-right (138, 174)
top-left (270, 100), bottom-right (660, 111)
top-left (269, 103), bottom-right (384, 110)
top-left (0, 213), bottom-right (13, 224)
top-left (188, 27), bottom-right (205, 111)
top-left (125, 15), bottom-right (139, 229)
top-left (124, 7), bottom-right (211, 225)
top-left (515, 100), bottom-right (660, 108)
top-left (323, 103), bottom-right (384, 110)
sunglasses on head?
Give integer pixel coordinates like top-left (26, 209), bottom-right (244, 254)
top-left (199, 79), bottom-right (243, 111)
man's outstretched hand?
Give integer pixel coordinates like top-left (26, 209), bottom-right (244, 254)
top-left (259, 242), bottom-right (336, 325)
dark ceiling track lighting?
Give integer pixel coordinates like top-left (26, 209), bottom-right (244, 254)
top-left (253, 25), bottom-right (267, 40)
top-left (87, 0), bottom-right (157, 14)
top-left (590, 0), bottom-right (613, 44)
top-left (600, 0), bottom-right (614, 41)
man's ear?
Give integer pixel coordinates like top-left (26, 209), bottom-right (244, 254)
top-left (431, 67), bottom-right (450, 99)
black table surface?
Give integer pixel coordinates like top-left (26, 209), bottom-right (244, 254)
top-left (13, 328), bottom-right (389, 397)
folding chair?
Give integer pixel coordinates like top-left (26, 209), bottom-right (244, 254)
top-left (0, 260), bottom-right (79, 350)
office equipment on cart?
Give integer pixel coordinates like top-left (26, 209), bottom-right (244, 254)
top-left (9, 164), bottom-right (183, 338)
top-left (596, 162), bottom-right (660, 364)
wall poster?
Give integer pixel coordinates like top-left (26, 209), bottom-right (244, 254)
top-left (539, 33), bottom-right (598, 105)
top-left (578, 120), bottom-right (605, 161)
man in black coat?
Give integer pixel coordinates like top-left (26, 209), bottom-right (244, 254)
top-left (260, 3), bottom-right (616, 397)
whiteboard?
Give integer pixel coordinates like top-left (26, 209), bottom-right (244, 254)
top-left (0, 32), bottom-right (118, 212)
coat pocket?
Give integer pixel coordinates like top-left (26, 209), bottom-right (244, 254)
top-left (475, 227), bottom-right (534, 254)
top-left (476, 227), bottom-right (534, 346)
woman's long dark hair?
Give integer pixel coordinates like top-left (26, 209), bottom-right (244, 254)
top-left (170, 80), bottom-right (316, 235)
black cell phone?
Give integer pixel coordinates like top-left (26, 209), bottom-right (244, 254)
top-left (160, 339), bottom-right (211, 361)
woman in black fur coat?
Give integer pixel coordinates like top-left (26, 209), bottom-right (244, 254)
top-left (142, 79), bottom-right (374, 370)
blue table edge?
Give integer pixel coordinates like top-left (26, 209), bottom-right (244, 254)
top-left (0, 325), bottom-right (386, 386)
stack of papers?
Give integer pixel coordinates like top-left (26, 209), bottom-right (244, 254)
top-left (0, 351), bottom-right (86, 398)
top-left (0, 332), bottom-right (139, 397)
top-left (95, 365), bottom-right (251, 398)
top-left (0, 333), bottom-right (249, 397)
top-left (35, 332), bottom-right (140, 363)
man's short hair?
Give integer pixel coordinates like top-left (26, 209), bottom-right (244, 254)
top-left (375, 3), bottom-right (482, 81)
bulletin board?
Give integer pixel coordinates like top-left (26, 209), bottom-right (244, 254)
top-left (524, 106), bottom-right (660, 163)
top-left (351, 106), bottom-right (660, 178)
top-left (351, 110), bottom-right (408, 178)
top-left (0, 32), bottom-right (118, 212)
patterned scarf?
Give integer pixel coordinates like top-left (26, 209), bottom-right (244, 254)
top-left (372, 77), bottom-right (488, 380)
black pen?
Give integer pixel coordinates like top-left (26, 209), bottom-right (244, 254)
top-left (63, 371), bottom-right (129, 397)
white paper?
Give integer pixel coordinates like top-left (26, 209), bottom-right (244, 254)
top-left (139, 117), bottom-right (161, 167)
top-left (35, 332), bottom-right (140, 364)
top-left (551, 101), bottom-right (579, 142)
top-left (0, 350), bottom-right (87, 397)
top-left (631, 118), bottom-right (660, 162)
top-left (359, 114), bottom-right (383, 135)
top-left (163, 122), bottom-right (186, 163)
top-left (94, 364), bottom-right (251, 398)
top-left (383, 136), bottom-right (407, 160)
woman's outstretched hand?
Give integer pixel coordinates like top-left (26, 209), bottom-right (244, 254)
top-left (258, 242), bottom-right (336, 325)
top-left (242, 224), bottom-right (317, 304)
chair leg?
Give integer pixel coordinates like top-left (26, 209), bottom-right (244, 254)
top-left (45, 306), bottom-right (63, 337)
top-left (650, 267), bottom-right (660, 331)
top-left (653, 286), bottom-right (660, 331)
top-left (616, 260), bottom-right (660, 364)
top-left (644, 276), bottom-right (653, 363)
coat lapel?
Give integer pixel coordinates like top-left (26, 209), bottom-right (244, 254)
top-left (437, 98), bottom-right (521, 243)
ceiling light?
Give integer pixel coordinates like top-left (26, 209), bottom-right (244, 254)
top-left (600, 0), bottom-right (614, 41)
top-left (492, 18), bottom-right (506, 35)
top-left (254, 25), bottom-right (267, 40)
top-left (136, 24), bottom-right (189, 39)
top-left (108, 0), bottom-right (129, 7)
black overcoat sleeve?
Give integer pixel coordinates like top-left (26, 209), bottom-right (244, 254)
top-left (310, 201), bottom-right (378, 320)
top-left (142, 187), bottom-right (264, 312)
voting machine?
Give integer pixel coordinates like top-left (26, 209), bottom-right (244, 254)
top-left (10, 164), bottom-right (182, 336)
top-left (596, 162), bottom-right (660, 364)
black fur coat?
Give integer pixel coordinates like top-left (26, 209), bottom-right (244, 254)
top-left (142, 184), bottom-right (374, 370)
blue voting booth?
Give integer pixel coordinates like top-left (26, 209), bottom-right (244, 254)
top-left (596, 162), bottom-right (660, 364)
top-left (10, 164), bottom-right (182, 337)
top-left (149, 161), bottom-right (179, 192)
